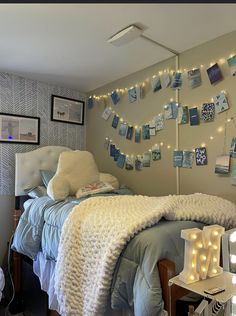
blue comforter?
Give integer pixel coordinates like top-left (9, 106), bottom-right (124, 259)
top-left (12, 193), bottom-right (204, 315)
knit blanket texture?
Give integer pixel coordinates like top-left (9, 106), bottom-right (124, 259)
top-left (54, 193), bottom-right (236, 316)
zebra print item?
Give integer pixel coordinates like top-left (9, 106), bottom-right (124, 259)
top-left (0, 72), bottom-right (86, 195)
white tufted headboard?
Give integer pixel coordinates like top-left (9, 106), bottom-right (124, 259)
top-left (15, 146), bottom-right (72, 196)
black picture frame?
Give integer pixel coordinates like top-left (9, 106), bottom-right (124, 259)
top-left (51, 95), bottom-right (85, 125)
top-left (0, 113), bottom-right (40, 145)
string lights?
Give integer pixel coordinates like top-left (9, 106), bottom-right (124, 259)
top-left (89, 52), bottom-right (235, 101)
top-left (103, 90), bottom-right (231, 132)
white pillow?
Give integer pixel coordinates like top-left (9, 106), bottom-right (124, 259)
top-left (99, 173), bottom-right (119, 190)
top-left (76, 181), bottom-right (114, 199)
top-left (47, 151), bottom-right (99, 200)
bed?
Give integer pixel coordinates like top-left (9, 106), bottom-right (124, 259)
top-left (11, 146), bottom-right (236, 316)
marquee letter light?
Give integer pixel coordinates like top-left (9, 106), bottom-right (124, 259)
top-left (179, 225), bottom-right (225, 284)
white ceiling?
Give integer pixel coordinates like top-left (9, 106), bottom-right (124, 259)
top-left (0, 4), bottom-right (236, 92)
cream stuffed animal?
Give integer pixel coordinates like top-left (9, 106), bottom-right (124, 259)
top-left (47, 150), bottom-right (100, 200)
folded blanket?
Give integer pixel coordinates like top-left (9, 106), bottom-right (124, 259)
top-left (54, 193), bottom-right (236, 316)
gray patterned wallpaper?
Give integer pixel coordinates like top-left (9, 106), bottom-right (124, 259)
top-left (0, 72), bottom-right (86, 195)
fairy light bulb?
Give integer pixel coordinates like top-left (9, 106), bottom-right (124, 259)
top-left (201, 255), bottom-right (207, 261)
top-left (208, 241), bottom-right (212, 247)
top-left (213, 245), bottom-right (218, 250)
top-left (202, 267), bottom-right (206, 272)
top-left (232, 276), bottom-right (236, 284)
top-left (192, 249), bottom-right (196, 255)
top-left (230, 232), bottom-right (236, 243)
top-left (213, 231), bottom-right (219, 236)
top-left (231, 255), bottom-right (236, 264)
top-left (217, 126), bottom-right (223, 133)
top-left (191, 234), bottom-right (197, 240)
top-left (152, 75), bottom-right (156, 79)
top-left (160, 142), bottom-right (164, 146)
top-left (198, 243), bottom-right (203, 249)
top-left (201, 143), bottom-right (206, 148)
top-left (232, 295), bottom-right (236, 304)
top-left (167, 145), bottom-right (171, 149)
top-left (210, 136), bottom-right (214, 140)
top-left (190, 275), bottom-right (195, 281)
top-left (212, 269), bottom-right (217, 274)
top-left (192, 263), bottom-right (195, 268)
top-left (213, 257), bottom-right (217, 263)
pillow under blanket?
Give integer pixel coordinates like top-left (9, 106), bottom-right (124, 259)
top-left (47, 150), bottom-right (100, 200)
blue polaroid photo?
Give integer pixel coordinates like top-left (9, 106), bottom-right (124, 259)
top-left (111, 115), bottom-right (119, 129)
top-left (126, 126), bottom-right (133, 140)
top-left (230, 137), bottom-right (236, 158)
top-left (155, 114), bottom-right (164, 131)
top-left (111, 91), bottom-right (120, 105)
top-left (151, 76), bottom-right (162, 92)
top-left (188, 68), bottom-right (202, 89)
top-left (135, 156), bottom-right (143, 171)
top-left (125, 156), bottom-right (134, 170)
top-left (119, 123), bottom-right (128, 137)
top-left (173, 150), bottom-right (183, 167)
top-left (152, 147), bottom-right (161, 161)
top-left (164, 102), bottom-right (178, 120)
top-left (142, 152), bottom-right (151, 167)
top-left (128, 87), bottom-right (137, 103)
top-left (215, 155), bottom-right (230, 174)
top-left (189, 107), bottom-right (199, 126)
top-left (110, 144), bottom-right (116, 157)
top-left (135, 128), bottom-right (141, 143)
top-left (142, 124), bottom-right (150, 140)
top-left (182, 151), bottom-right (194, 168)
top-left (116, 153), bottom-right (126, 169)
top-left (227, 55), bottom-right (236, 76)
top-left (170, 72), bottom-right (182, 90)
top-left (114, 148), bottom-right (120, 162)
top-left (162, 72), bottom-right (171, 88)
top-left (177, 106), bottom-right (189, 124)
top-left (207, 63), bottom-right (223, 85)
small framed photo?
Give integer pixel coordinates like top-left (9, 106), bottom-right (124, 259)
top-left (51, 95), bottom-right (85, 125)
top-left (0, 113), bottom-right (40, 144)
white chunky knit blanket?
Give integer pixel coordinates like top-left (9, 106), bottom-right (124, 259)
top-left (54, 193), bottom-right (236, 316)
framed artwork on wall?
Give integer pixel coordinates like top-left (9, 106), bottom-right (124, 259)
top-left (51, 95), bottom-right (85, 125)
top-left (0, 113), bottom-right (40, 144)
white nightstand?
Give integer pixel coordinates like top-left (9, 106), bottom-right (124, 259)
top-left (168, 272), bottom-right (236, 316)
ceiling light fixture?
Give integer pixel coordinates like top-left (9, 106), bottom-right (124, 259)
top-left (107, 24), bottom-right (179, 56)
